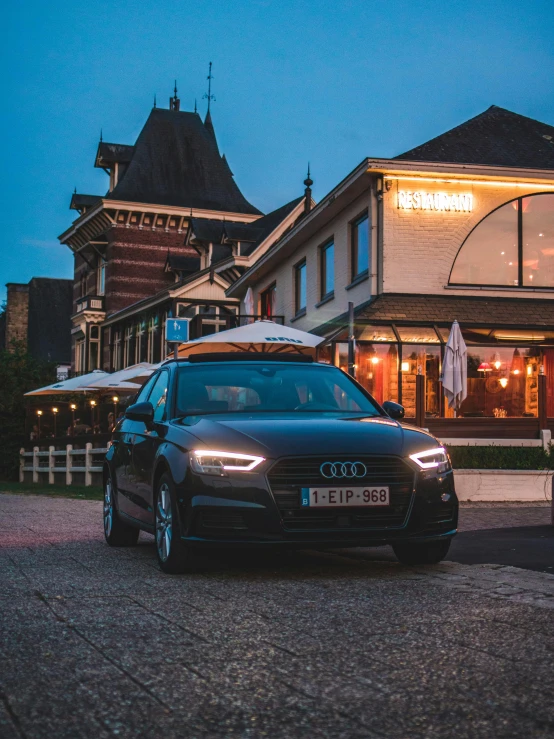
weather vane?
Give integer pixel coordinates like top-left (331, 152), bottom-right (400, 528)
top-left (203, 62), bottom-right (215, 111)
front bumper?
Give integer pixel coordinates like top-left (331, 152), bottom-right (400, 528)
top-left (178, 461), bottom-right (458, 548)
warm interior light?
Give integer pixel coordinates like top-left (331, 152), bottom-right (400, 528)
top-left (478, 362), bottom-right (492, 372)
top-left (112, 396), bottom-right (119, 403)
top-left (70, 404), bottom-right (77, 410)
top-left (495, 332), bottom-right (546, 341)
top-left (36, 410), bottom-right (43, 416)
top-left (90, 400), bottom-right (97, 407)
top-left (383, 175), bottom-right (554, 189)
top-left (401, 361), bottom-right (410, 372)
top-left (499, 378), bottom-right (508, 388)
top-left (370, 356), bottom-right (380, 365)
top-left (52, 407), bottom-right (58, 414)
top-left (527, 365), bottom-right (533, 376)
top-left (493, 361), bottom-right (501, 370)
top-left (512, 369), bottom-right (520, 375)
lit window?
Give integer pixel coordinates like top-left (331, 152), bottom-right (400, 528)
top-left (450, 194), bottom-right (554, 287)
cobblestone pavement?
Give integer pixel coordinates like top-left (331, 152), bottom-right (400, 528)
top-left (1, 493), bottom-right (554, 739)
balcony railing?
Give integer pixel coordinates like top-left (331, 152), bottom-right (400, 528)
top-left (76, 295), bottom-right (105, 313)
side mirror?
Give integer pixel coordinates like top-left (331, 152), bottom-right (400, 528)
top-left (125, 401), bottom-right (154, 426)
top-left (382, 400), bottom-right (405, 420)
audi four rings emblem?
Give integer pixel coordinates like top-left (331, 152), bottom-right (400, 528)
top-left (320, 461), bottom-right (367, 478)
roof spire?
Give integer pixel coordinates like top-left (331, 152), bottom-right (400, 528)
top-left (203, 61), bottom-right (215, 112)
top-left (153, 94), bottom-right (157, 109)
top-left (169, 80), bottom-right (180, 111)
top-left (100, 129), bottom-right (103, 142)
top-left (194, 98), bottom-right (197, 114)
top-left (304, 163), bottom-right (313, 214)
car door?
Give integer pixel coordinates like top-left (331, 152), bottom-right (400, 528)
top-left (131, 370), bottom-right (170, 525)
top-left (114, 373), bottom-right (158, 520)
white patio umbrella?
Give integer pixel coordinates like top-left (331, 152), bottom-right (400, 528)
top-left (175, 320), bottom-right (324, 357)
top-left (24, 370), bottom-right (109, 396)
top-left (441, 320), bottom-right (467, 411)
top-left (84, 362), bottom-right (159, 389)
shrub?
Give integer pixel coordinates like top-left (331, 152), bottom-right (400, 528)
top-left (0, 342), bottom-right (56, 479)
top-left (447, 445), bottom-right (554, 471)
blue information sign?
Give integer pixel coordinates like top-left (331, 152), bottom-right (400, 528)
top-left (165, 318), bottom-right (190, 343)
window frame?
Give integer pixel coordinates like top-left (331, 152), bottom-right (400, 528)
top-left (97, 258), bottom-right (107, 296)
top-left (449, 192), bottom-right (554, 290)
top-left (260, 282), bottom-right (277, 318)
top-left (294, 259), bottom-right (307, 317)
top-left (319, 240), bottom-right (335, 300)
top-left (350, 211), bottom-right (370, 281)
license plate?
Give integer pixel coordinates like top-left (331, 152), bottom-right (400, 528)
top-left (301, 487), bottom-right (390, 508)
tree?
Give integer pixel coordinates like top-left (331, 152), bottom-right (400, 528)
top-left (0, 342), bottom-right (56, 479)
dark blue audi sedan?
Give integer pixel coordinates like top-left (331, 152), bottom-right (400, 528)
top-left (103, 353), bottom-right (458, 573)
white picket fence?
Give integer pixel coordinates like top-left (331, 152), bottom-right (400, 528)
top-left (20, 444), bottom-right (108, 486)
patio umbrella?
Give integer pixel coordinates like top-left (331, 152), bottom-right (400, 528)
top-left (175, 320), bottom-right (324, 357)
top-left (441, 321), bottom-right (467, 410)
top-left (84, 362), bottom-right (159, 389)
top-left (24, 370), bottom-right (109, 396)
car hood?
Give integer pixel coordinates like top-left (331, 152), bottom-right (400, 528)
top-left (174, 413), bottom-right (438, 459)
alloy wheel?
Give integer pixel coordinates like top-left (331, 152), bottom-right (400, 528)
top-left (156, 483), bottom-right (172, 562)
top-left (104, 477), bottom-right (113, 538)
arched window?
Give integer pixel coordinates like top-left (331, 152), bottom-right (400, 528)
top-left (449, 193), bottom-right (554, 288)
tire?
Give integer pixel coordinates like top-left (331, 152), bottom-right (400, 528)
top-left (155, 473), bottom-right (190, 574)
top-left (392, 538), bottom-right (451, 565)
top-left (103, 471), bottom-right (139, 547)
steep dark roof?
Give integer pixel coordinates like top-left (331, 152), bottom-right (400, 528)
top-left (165, 254), bottom-right (201, 274)
top-left (70, 193), bottom-right (101, 211)
top-left (106, 108), bottom-right (261, 215)
top-left (204, 110), bottom-right (219, 153)
top-left (395, 106), bottom-right (554, 169)
top-left (240, 197), bottom-right (304, 256)
top-left (27, 278), bottom-right (73, 364)
top-left (95, 142), bottom-right (135, 167)
top-left (187, 197), bottom-right (304, 256)
top-left (359, 294), bottom-right (554, 327)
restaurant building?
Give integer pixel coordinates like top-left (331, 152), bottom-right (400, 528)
top-left (58, 87), bottom-right (312, 374)
top-left (227, 106), bottom-right (554, 438)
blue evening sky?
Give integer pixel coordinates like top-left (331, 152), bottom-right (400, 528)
top-left (3, 0), bottom-right (553, 302)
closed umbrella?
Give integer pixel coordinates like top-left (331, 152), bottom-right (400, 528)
top-left (441, 321), bottom-right (467, 411)
top-left (175, 320), bottom-right (323, 357)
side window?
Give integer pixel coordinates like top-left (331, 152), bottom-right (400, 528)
top-left (135, 372), bottom-right (159, 404)
top-left (148, 371), bottom-right (169, 422)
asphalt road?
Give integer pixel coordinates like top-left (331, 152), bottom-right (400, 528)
top-left (1, 494), bottom-right (553, 739)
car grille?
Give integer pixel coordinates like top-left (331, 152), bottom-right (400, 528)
top-left (267, 455), bottom-right (415, 531)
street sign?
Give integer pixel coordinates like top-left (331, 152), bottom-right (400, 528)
top-left (165, 318), bottom-right (189, 343)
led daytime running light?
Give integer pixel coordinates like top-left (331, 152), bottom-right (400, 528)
top-left (193, 450), bottom-right (265, 471)
top-left (409, 447), bottom-right (448, 469)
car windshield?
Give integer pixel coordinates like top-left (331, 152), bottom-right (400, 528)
top-left (175, 363), bottom-right (381, 417)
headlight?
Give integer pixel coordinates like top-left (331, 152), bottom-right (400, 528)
top-left (190, 450), bottom-right (265, 475)
top-left (409, 447), bottom-right (451, 473)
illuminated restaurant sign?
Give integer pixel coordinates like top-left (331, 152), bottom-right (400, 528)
top-left (398, 190), bottom-right (473, 212)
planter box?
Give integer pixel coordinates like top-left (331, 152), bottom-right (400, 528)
top-left (454, 469), bottom-right (553, 502)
